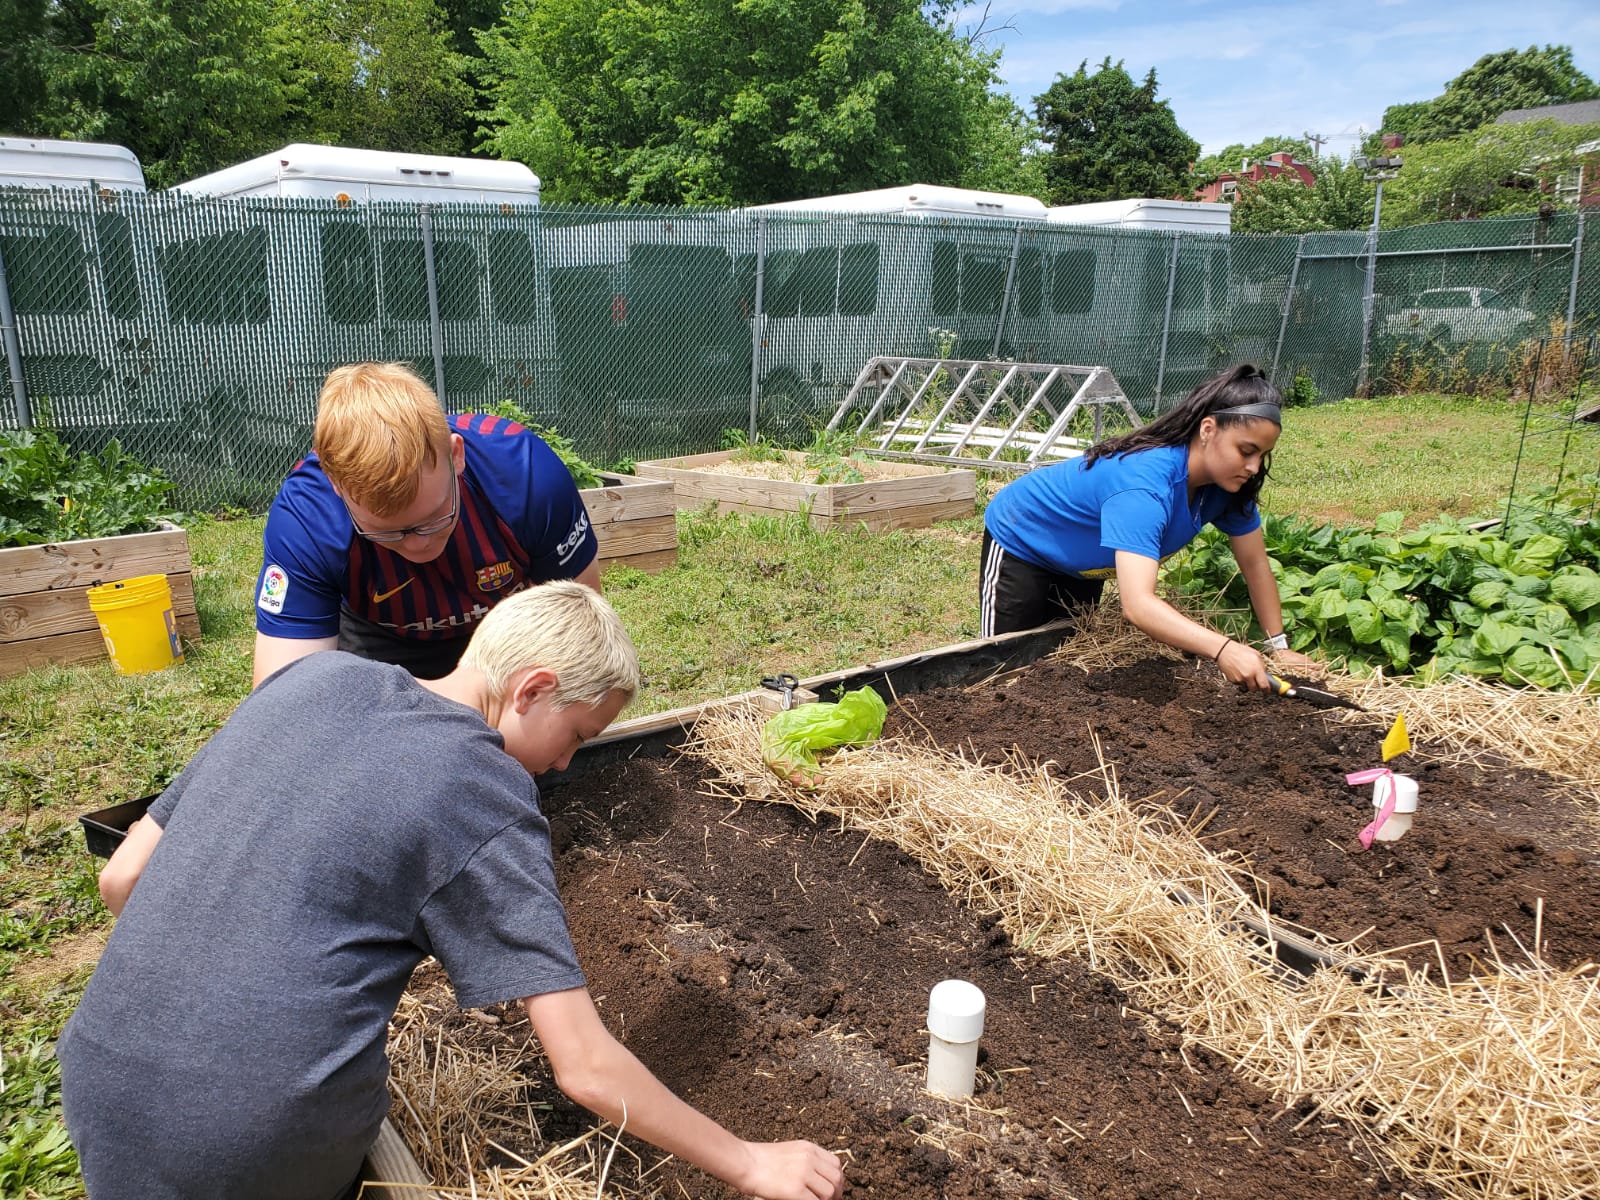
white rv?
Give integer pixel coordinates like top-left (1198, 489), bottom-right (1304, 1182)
top-left (1031, 198), bottom-right (1236, 407)
top-left (752, 183), bottom-right (1047, 223)
top-left (0, 138), bottom-right (153, 440)
top-left (156, 145), bottom-right (550, 469)
top-left (741, 185), bottom-right (1051, 430)
top-left (170, 143), bottom-right (539, 205)
top-left (0, 137), bottom-right (147, 192)
top-left (1046, 197), bottom-right (1231, 234)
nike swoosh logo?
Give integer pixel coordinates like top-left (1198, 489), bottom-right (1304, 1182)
top-left (373, 579), bottom-right (414, 604)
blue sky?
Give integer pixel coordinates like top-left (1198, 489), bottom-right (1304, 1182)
top-left (965, 0), bottom-right (1600, 160)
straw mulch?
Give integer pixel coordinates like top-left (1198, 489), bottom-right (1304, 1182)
top-left (1326, 668), bottom-right (1600, 803)
top-left (381, 976), bottom-right (653, 1199)
top-left (1050, 603), bottom-right (1600, 807)
top-left (684, 706), bottom-right (1600, 1200)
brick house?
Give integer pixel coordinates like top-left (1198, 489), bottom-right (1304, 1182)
top-left (1193, 151), bottom-right (1315, 204)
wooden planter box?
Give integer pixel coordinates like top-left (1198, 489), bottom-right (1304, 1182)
top-left (0, 523), bottom-right (198, 678)
top-left (634, 450), bottom-right (976, 532)
top-left (581, 473), bottom-right (677, 573)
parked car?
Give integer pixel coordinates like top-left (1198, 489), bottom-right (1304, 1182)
top-left (1381, 286), bottom-right (1536, 343)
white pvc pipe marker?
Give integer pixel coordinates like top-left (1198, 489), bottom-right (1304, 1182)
top-left (926, 979), bottom-right (986, 1099)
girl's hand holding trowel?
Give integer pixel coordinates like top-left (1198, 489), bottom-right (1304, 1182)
top-left (1216, 640), bottom-right (1325, 690)
top-left (1268, 646), bottom-right (1325, 681)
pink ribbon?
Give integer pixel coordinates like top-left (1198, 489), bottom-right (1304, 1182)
top-left (1348, 768), bottom-right (1395, 850)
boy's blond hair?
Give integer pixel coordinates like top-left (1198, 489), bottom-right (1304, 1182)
top-left (312, 363), bottom-right (452, 516)
top-left (462, 581), bottom-right (641, 709)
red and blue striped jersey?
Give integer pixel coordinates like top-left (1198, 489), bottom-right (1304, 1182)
top-left (254, 415), bottom-right (598, 643)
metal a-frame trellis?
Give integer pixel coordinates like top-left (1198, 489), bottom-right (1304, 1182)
top-left (826, 357), bottom-right (1144, 472)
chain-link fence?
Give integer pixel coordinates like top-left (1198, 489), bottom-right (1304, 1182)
top-left (1, 187), bottom-right (1596, 512)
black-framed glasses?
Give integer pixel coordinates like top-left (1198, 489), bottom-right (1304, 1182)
top-left (347, 473), bottom-right (460, 544)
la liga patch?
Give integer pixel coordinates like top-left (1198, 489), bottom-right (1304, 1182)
top-left (257, 564), bottom-right (289, 614)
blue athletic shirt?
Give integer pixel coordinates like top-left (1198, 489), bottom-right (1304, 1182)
top-left (255, 414), bottom-right (599, 643)
top-left (984, 444), bottom-right (1260, 579)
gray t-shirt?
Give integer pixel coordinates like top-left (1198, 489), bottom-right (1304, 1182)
top-left (59, 652), bottom-right (585, 1200)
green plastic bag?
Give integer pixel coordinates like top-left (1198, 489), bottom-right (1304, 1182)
top-left (761, 685), bottom-right (888, 784)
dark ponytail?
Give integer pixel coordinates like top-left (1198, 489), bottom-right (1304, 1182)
top-left (1085, 363), bottom-right (1281, 512)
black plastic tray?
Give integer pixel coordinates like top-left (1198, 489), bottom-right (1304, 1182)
top-left (79, 794), bottom-right (156, 859)
top-left (76, 621), bottom-right (1078, 860)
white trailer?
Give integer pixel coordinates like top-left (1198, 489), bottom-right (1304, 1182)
top-left (1046, 197), bottom-right (1231, 234)
top-left (170, 143), bottom-right (539, 205)
top-left (0, 137), bottom-right (146, 192)
top-left (155, 144), bottom-right (551, 474)
top-left (752, 183), bottom-right (1047, 223)
top-left (1036, 198), bottom-right (1236, 407)
top-left (741, 185), bottom-right (1051, 434)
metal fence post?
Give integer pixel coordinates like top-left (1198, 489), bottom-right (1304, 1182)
top-left (1270, 235), bottom-right (1305, 385)
top-left (1566, 211), bottom-right (1586, 358)
top-left (0, 237), bottom-right (31, 428)
top-left (418, 204), bottom-right (447, 407)
top-left (747, 213), bottom-right (767, 441)
top-left (1153, 231), bottom-right (1181, 409)
top-left (1355, 176), bottom-right (1388, 397)
top-left (991, 221), bottom-right (1024, 360)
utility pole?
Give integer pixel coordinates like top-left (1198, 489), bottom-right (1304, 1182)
top-left (1303, 131), bottom-right (1328, 160)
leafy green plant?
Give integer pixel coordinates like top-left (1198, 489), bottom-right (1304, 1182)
top-left (1281, 370), bottom-right (1320, 408)
top-left (483, 402), bottom-right (605, 489)
top-left (1165, 507), bottom-right (1600, 688)
top-left (0, 430), bottom-right (177, 548)
top-left (719, 427), bottom-right (786, 464)
top-left (802, 428), bottom-right (867, 485)
top-left (0, 1036), bottom-right (78, 1195)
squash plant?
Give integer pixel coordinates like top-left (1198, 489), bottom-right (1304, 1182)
top-left (0, 429), bottom-right (177, 548)
top-left (1165, 506), bottom-right (1600, 689)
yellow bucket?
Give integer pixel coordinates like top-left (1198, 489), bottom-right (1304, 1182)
top-left (86, 574), bottom-right (185, 675)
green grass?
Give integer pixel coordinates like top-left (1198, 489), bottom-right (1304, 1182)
top-left (0, 390), bottom-right (1577, 1196)
top-left (1269, 393), bottom-right (1579, 527)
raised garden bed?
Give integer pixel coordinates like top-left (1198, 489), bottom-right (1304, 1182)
top-left (390, 649), bottom-right (1596, 1198)
top-left (634, 449), bottom-right (976, 532)
top-left (0, 523), bottom-right (198, 678)
top-left (77, 631), bottom-right (1595, 1196)
top-left (580, 472), bottom-right (677, 574)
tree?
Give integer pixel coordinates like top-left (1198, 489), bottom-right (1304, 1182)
top-left (278, 0), bottom-right (477, 156)
top-left (1230, 156), bottom-right (1373, 234)
top-left (476, 0), bottom-right (1037, 205)
top-left (1033, 58), bottom-right (1198, 205)
top-left (1377, 119), bottom-right (1600, 225)
top-left (1380, 46), bottom-right (1600, 144)
top-left (48, 0), bottom-right (300, 188)
top-left (436, 0), bottom-right (503, 61)
top-left (0, 0), bottom-right (105, 140)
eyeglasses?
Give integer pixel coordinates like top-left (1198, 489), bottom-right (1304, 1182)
top-left (346, 474), bottom-right (460, 544)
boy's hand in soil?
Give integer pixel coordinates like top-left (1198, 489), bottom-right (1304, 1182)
top-left (736, 1138), bottom-right (846, 1199)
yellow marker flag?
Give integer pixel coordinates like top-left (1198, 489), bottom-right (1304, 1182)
top-left (1381, 712), bottom-right (1410, 762)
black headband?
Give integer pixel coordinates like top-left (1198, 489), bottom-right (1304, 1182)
top-left (1212, 402), bottom-right (1282, 424)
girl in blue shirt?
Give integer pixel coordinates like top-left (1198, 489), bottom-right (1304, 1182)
top-left (981, 363), bottom-right (1321, 691)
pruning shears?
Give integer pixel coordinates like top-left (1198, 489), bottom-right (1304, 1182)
top-left (1266, 672), bottom-right (1367, 713)
top-left (760, 673), bottom-right (800, 711)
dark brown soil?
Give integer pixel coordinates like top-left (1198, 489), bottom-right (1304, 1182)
top-left (408, 655), bottom-right (1596, 1198)
top-left (892, 655), bottom-right (1600, 980)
